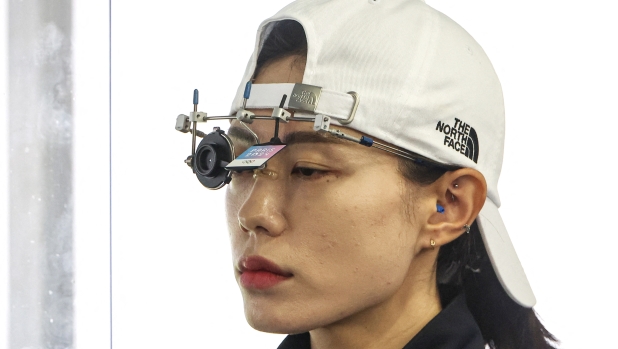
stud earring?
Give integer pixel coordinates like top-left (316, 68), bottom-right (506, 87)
top-left (463, 224), bottom-right (471, 234)
top-left (430, 239), bottom-right (436, 250)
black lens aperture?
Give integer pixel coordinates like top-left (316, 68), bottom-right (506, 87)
top-left (193, 129), bottom-right (234, 189)
top-left (195, 144), bottom-right (218, 177)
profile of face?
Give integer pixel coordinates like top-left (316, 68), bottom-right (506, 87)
top-left (225, 55), bottom-right (450, 335)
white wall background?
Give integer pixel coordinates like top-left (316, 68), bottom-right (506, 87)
top-left (73, 0), bottom-right (111, 348)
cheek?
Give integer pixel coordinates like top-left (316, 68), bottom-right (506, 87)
top-left (286, 172), bottom-right (418, 295)
top-left (225, 186), bottom-right (240, 229)
top-left (225, 185), bottom-right (248, 254)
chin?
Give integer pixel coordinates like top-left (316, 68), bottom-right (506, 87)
top-left (242, 297), bottom-right (330, 334)
top-left (245, 309), bottom-right (311, 334)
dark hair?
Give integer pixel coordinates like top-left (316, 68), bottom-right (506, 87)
top-left (254, 20), bottom-right (308, 79)
top-left (257, 19), bottom-right (558, 349)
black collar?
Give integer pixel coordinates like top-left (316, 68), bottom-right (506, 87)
top-left (277, 294), bottom-right (484, 349)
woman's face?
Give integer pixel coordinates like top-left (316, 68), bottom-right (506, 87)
top-left (225, 56), bottom-right (433, 334)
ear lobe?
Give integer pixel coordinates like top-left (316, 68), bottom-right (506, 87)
top-left (421, 168), bottom-right (487, 249)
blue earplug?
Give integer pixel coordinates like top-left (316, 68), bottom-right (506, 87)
top-left (437, 204), bottom-right (445, 213)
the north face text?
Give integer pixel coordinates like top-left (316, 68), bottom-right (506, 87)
top-left (435, 118), bottom-right (479, 163)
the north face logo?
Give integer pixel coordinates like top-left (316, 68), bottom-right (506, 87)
top-left (291, 90), bottom-right (318, 106)
top-left (435, 118), bottom-right (479, 163)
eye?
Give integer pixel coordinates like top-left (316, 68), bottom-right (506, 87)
top-left (291, 167), bottom-right (327, 179)
top-left (231, 170), bottom-right (253, 180)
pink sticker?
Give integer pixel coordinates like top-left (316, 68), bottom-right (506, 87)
top-left (226, 144), bottom-right (287, 171)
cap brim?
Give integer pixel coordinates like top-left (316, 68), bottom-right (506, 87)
top-left (477, 198), bottom-right (536, 308)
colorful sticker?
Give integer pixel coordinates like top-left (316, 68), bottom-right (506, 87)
top-left (225, 144), bottom-right (287, 171)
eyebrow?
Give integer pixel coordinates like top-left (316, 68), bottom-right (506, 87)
top-left (228, 126), bottom-right (347, 146)
top-left (228, 125), bottom-right (258, 144)
top-left (282, 130), bottom-right (347, 145)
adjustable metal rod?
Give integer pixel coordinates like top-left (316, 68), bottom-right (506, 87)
top-left (372, 141), bottom-right (414, 158)
top-left (203, 116), bottom-right (237, 120)
top-left (191, 122), bottom-right (197, 155)
top-left (199, 114), bottom-right (315, 122)
top-left (191, 90), bottom-right (199, 172)
top-left (371, 142), bottom-right (418, 162)
top-left (272, 94), bottom-right (287, 143)
top-left (288, 116), bottom-right (315, 122)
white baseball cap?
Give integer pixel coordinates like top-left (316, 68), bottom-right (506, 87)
top-left (230, 0), bottom-right (536, 308)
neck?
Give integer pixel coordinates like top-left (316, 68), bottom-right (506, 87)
top-left (309, 252), bottom-right (441, 349)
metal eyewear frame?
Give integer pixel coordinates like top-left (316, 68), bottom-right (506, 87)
top-left (174, 82), bottom-right (458, 189)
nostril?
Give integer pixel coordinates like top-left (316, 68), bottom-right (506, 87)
top-left (255, 226), bottom-right (269, 235)
top-left (238, 220), bottom-right (250, 233)
top-left (238, 221), bottom-right (274, 236)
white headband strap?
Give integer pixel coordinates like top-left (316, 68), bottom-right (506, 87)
top-left (245, 83), bottom-right (357, 122)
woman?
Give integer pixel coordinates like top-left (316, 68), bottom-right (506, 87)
top-left (221, 0), bottom-right (557, 348)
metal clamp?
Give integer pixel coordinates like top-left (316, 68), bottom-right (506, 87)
top-left (175, 114), bottom-right (190, 133)
top-left (236, 109), bottom-right (255, 123)
top-left (189, 111), bottom-right (208, 122)
top-left (313, 114), bottom-right (331, 132)
top-left (271, 107), bottom-right (291, 122)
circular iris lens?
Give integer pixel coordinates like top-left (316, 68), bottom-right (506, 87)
top-left (195, 143), bottom-right (218, 177)
top-left (192, 130), bottom-right (234, 190)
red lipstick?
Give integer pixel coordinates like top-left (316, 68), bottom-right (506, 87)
top-left (238, 256), bottom-right (292, 290)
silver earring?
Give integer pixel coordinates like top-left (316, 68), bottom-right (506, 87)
top-left (463, 224), bottom-right (471, 234)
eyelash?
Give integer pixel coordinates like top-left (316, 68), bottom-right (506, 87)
top-left (231, 167), bottom-right (328, 179)
top-left (291, 166), bottom-right (328, 180)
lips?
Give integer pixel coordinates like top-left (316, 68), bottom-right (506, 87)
top-left (238, 255), bottom-right (293, 290)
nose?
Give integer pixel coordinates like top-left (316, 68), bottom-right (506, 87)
top-left (237, 171), bottom-right (287, 237)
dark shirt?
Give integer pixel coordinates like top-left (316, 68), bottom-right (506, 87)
top-left (277, 294), bottom-right (484, 349)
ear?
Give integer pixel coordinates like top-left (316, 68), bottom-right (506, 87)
top-left (418, 168), bottom-right (487, 251)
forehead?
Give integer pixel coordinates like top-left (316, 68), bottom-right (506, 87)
top-left (228, 118), bottom-right (360, 147)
